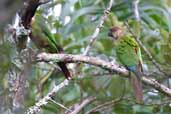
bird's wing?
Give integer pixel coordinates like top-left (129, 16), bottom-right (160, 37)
top-left (125, 36), bottom-right (143, 72)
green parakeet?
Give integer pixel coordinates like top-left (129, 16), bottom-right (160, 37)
top-left (108, 26), bottom-right (143, 103)
top-left (30, 13), bottom-right (71, 79)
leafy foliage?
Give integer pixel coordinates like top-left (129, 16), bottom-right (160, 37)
top-left (0, 0), bottom-right (171, 113)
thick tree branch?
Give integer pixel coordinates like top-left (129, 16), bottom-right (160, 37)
top-left (26, 1), bottom-right (114, 113)
top-left (37, 53), bottom-right (128, 76)
top-left (12, 0), bottom-right (49, 51)
top-left (37, 53), bottom-right (171, 96)
top-left (10, 0), bottom-right (49, 112)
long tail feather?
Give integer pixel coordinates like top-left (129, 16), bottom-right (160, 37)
top-left (130, 75), bottom-right (143, 103)
top-left (57, 62), bottom-right (71, 79)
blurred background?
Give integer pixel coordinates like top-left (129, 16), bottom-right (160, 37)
top-left (0, 0), bottom-right (171, 114)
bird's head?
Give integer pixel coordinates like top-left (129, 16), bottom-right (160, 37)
top-left (108, 26), bottom-right (124, 40)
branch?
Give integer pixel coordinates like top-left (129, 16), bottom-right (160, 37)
top-left (83, 0), bottom-right (113, 55)
top-left (85, 97), bottom-right (128, 114)
top-left (10, 0), bottom-right (49, 112)
top-left (131, 0), bottom-right (168, 76)
top-left (12, 0), bottom-right (49, 51)
top-left (37, 53), bottom-right (171, 96)
top-left (19, 0), bottom-right (48, 29)
top-left (26, 1), bottom-right (114, 113)
top-left (26, 79), bottom-right (69, 114)
top-left (133, 0), bottom-right (140, 21)
top-left (49, 99), bottom-right (72, 112)
top-left (66, 97), bottom-right (96, 114)
top-left (74, 0), bottom-right (113, 78)
top-left (37, 53), bottom-right (128, 76)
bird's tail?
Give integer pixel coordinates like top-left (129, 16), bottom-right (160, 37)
top-left (130, 73), bottom-right (143, 103)
top-left (57, 62), bottom-right (71, 79)
top-left (55, 44), bottom-right (71, 79)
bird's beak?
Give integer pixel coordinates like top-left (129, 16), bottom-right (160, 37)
top-left (108, 31), bottom-right (113, 37)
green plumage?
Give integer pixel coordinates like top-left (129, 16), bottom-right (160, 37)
top-left (115, 35), bottom-right (142, 69)
top-left (108, 26), bottom-right (143, 103)
top-left (115, 35), bottom-right (143, 103)
top-left (31, 13), bottom-right (62, 53)
top-left (30, 13), bottom-right (71, 79)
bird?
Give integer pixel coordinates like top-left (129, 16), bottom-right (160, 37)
top-left (108, 26), bottom-right (143, 103)
top-left (30, 13), bottom-right (71, 79)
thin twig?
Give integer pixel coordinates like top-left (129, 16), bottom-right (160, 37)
top-left (133, 0), bottom-right (140, 21)
top-left (143, 99), bottom-right (171, 106)
top-left (124, 21), bottom-right (170, 77)
top-left (85, 97), bottom-right (129, 114)
top-left (26, 1), bottom-right (114, 113)
top-left (75, 0), bottom-right (113, 78)
top-left (36, 53), bottom-right (171, 96)
top-left (26, 79), bottom-right (69, 114)
top-left (132, 0), bottom-right (170, 88)
top-left (66, 97), bottom-right (96, 114)
top-left (83, 0), bottom-right (113, 55)
top-left (49, 98), bottom-right (72, 112)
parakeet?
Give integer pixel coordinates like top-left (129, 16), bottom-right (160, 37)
top-left (108, 26), bottom-right (143, 103)
top-left (30, 13), bottom-right (71, 79)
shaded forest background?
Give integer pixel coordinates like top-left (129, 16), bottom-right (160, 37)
top-left (0, 0), bottom-right (171, 114)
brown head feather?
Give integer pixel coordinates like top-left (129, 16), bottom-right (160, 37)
top-left (108, 26), bottom-right (124, 40)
